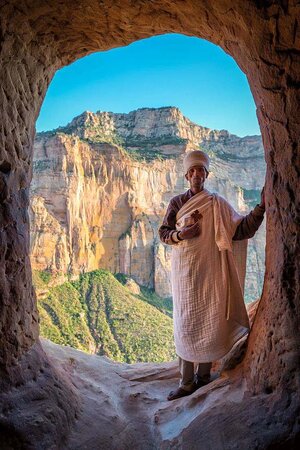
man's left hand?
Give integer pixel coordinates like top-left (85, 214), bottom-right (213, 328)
top-left (259, 187), bottom-right (265, 209)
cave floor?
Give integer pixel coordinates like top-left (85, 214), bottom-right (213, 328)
top-left (42, 339), bottom-right (242, 450)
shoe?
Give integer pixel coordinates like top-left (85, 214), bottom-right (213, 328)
top-left (195, 374), bottom-right (211, 389)
top-left (167, 386), bottom-right (196, 401)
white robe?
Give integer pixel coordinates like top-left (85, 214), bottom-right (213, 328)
top-left (171, 189), bottom-right (250, 363)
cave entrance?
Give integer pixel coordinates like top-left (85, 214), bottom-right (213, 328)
top-left (1, 2), bottom-right (299, 448)
top-left (1, 0), bottom-right (299, 402)
top-left (31, 34), bottom-right (265, 364)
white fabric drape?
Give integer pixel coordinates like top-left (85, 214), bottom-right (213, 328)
top-left (171, 189), bottom-right (250, 362)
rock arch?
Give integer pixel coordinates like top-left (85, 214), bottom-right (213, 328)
top-left (0, 1), bottom-right (299, 448)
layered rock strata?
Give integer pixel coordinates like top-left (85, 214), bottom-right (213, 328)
top-left (30, 107), bottom-right (266, 301)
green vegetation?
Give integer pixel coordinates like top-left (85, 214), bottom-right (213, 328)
top-left (202, 145), bottom-right (264, 163)
top-left (121, 135), bottom-right (186, 162)
top-left (85, 129), bottom-right (124, 147)
top-left (34, 271), bottom-right (95, 351)
top-left (124, 135), bottom-right (186, 147)
top-left (121, 147), bottom-right (169, 162)
top-left (32, 270), bottom-right (52, 289)
top-left (36, 130), bottom-right (57, 138)
top-left (38, 270), bottom-right (52, 284)
top-left (33, 160), bottom-right (55, 172)
top-left (215, 152), bottom-right (264, 162)
top-left (35, 269), bottom-right (175, 363)
top-left (36, 124), bottom-right (186, 163)
top-left (139, 286), bottom-right (173, 317)
top-left (115, 273), bottom-right (173, 317)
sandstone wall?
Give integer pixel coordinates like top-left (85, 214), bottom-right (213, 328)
top-left (30, 130), bottom-right (181, 288)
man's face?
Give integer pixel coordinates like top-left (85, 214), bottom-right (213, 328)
top-left (185, 165), bottom-right (208, 192)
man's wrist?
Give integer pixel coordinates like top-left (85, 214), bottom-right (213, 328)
top-left (171, 231), bottom-right (184, 243)
top-left (255, 203), bottom-right (265, 214)
top-left (177, 231), bottom-right (184, 241)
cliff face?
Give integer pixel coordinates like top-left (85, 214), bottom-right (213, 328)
top-left (30, 107), bottom-right (265, 301)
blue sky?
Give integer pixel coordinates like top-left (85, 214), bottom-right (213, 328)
top-left (37, 34), bottom-right (260, 137)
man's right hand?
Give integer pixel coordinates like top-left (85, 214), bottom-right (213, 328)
top-left (179, 221), bottom-right (201, 240)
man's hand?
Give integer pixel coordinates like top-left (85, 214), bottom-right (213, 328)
top-left (259, 187), bottom-right (265, 209)
top-left (179, 221), bottom-right (201, 240)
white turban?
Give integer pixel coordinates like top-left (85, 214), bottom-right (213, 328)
top-left (183, 150), bottom-right (210, 174)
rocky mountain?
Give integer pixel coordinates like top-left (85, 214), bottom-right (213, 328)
top-left (30, 107), bottom-right (266, 301)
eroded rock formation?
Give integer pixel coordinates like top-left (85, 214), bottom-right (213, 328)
top-left (30, 107), bottom-right (265, 301)
top-left (0, 1), bottom-right (299, 449)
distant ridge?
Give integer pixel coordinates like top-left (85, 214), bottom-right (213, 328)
top-left (38, 106), bottom-right (261, 139)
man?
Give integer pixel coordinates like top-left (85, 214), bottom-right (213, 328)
top-left (159, 150), bottom-right (265, 401)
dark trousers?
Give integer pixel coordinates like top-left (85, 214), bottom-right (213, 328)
top-left (179, 357), bottom-right (212, 391)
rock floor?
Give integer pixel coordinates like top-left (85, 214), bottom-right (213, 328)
top-left (42, 339), bottom-right (244, 450)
